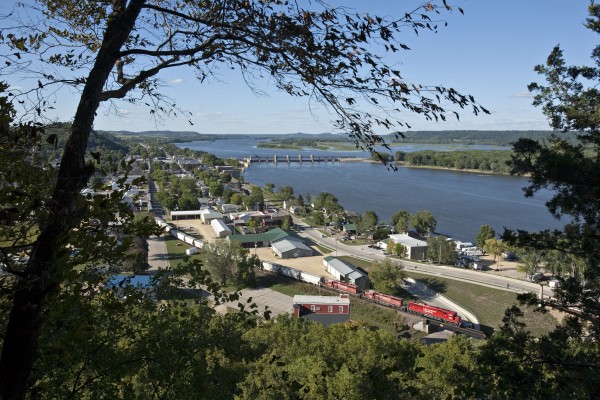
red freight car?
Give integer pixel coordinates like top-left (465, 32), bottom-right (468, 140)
top-left (362, 290), bottom-right (403, 308)
top-left (323, 280), bottom-right (359, 295)
top-left (408, 302), bottom-right (462, 325)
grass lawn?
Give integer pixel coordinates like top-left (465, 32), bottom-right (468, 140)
top-left (405, 271), bottom-right (558, 337)
top-left (163, 235), bottom-right (205, 268)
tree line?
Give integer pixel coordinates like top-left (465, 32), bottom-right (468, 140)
top-left (394, 150), bottom-right (514, 174)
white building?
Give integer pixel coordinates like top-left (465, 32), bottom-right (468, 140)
top-left (322, 256), bottom-right (370, 290)
top-left (211, 219), bottom-right (232, 238)
top-left (380, 234), bottom-right (428, 260)
top-left (200, 208), bottom-right (223, 224)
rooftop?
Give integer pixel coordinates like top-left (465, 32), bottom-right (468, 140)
top-left (293, 295), bottom-right (350, 305)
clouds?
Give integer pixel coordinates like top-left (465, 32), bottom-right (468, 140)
top-left (169, 78), bottom-right (184, 85)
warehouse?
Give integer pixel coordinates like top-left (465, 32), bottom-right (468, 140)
top-left (271, 238), bottom-right (313, 259)
top-left (322, 256), bottom-right (370, 290)
top-left (211, 219), bottom-right (232, 238)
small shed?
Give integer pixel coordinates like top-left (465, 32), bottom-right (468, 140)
top-left (271, 238), bottom-right (313, 259)
top-left (322, 256), bottom-right (370, 290)
top-left (293, 294), bottom-right (350, 326)
top-left (211, 219), bottom-right (232, 238)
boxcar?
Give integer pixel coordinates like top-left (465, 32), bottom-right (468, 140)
top-left (363, 290), bottom-right (403, 308)
top-left (323, 280), bottom-right (359, 295)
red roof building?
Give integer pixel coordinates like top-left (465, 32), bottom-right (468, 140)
top-left (292, 294), bottom-right (351, 326)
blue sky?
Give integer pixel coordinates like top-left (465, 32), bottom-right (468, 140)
top-left (3, 1), bottom-right (596, 134)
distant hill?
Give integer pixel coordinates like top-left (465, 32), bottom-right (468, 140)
top-left (42, 123), bottom-right (128, 152)
top-left (385, 130), bottom-right (558, 146)
top-left (98, 129), bottom-right (563, 147)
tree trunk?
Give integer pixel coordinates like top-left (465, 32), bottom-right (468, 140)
top-left (0, 2), bottom-right (146, 398)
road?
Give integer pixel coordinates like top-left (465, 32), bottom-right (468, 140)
top-left (291, 216), bottom-right (553, 299)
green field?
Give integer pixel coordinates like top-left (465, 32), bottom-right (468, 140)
top-left (163, 235), bottom-right (205, 268)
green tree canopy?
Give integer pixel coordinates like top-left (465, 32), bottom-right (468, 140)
top-left (476, 225), bottom-right (496, 249)
top-left (426, 236), bottom-right (457, 265)
top-left (411, 210), bottom-right (437, 236)
top-left (369, 259), bottom-right (405, 295)
top-left (390, 209), bottom-right (411, 234)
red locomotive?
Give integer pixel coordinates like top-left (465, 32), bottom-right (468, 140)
top-left (362, 290), bottom-right (403, 308)
top-left (323, 280), bottom-right (359, 295)
top-left (321, 280), bottom-right (469, 328)
top-left (408, 302), bottom-right (462, 325)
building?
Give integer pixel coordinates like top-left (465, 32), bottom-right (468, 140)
top-left (170, 209), bottom-right (204, 220)
top-left (271, 238), bottom-right (313, 259)
top-left (199, 208), bottom-right (223, 224)
top-left (221, 203), bottom-right (242, 213)
top-left (211, 219), bottom-right (232, 238)
top-left (381, 234), bottom-right (428, 260)
top-left (292, 294), bottom-right (350, 326)
top-left (322, 256), bottom-right (370, 290)
top-left (227, 227), bottom-right (289, 249)
top-left (342, 223), bottom-right (356, 234)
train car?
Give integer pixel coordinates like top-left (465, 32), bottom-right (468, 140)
top-left (174, 231), bottom-right (186, 242)
top-left (362, 290), bottom-right (403, 308)
top-left (192, 239), bottom-right (204, 249)
top-left (323, 280), bottom-right (359, 295)
top-left (298, 271), bottom-right (324, 286)
top-left (183, 235), bottom-right (195, 246)
top-left (408, 302), bottom-right (462, 325)
top-left (278, 265), bottom-right (301, 280)
top-left (261, 261), bottom-right (277, 273)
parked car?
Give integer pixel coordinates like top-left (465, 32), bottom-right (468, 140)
top-left (528, 272), bottom-right (546, 282)
top-left (548, 279), bottom-right (562, 288)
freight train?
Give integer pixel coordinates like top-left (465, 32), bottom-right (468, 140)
top-left (322, 279), bottom-right (465, 326)
top-left (262, 265), bottom-right (467, 327)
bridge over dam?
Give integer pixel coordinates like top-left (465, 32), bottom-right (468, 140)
top-left (241, 154), bottom-right (356, 168)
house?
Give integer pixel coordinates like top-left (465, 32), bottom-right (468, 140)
top-left (292, 294), bottom-right (350, 326)
top-left (271, 238), bottom-right (313, 259)
top-left (381, 234), bottom-right (428, 260)
top-left (342, 223), bottom-right (356, 234)
top-left (211, 219), bottom-right (232, 238)
top-left (322, 256), bottom-right (370, 290)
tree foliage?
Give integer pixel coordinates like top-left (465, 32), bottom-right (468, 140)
top-left (390, 209), bottom-right (411, 234)
top-left (476, 224), bottom-right (496, 249)
top-left (369, 259), bottom-right (405, 295)
top-left (426, 236), bottom-right (457, 265)
top-left (504, 2), bottom-right (600, 332)
top-left (411, 210), bottom-right (437, 236)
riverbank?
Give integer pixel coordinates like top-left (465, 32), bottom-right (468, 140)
top-left (337, 157), bottom-right (512, 176)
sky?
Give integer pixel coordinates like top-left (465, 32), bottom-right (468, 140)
top-left (2, 1), bottom-right (596, 134)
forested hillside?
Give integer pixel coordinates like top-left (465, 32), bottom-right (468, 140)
top-left (388, 130), bottom-right (556, 146)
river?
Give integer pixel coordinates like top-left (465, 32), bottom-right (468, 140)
top-left (178, 139), bottom-right (564, 243)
